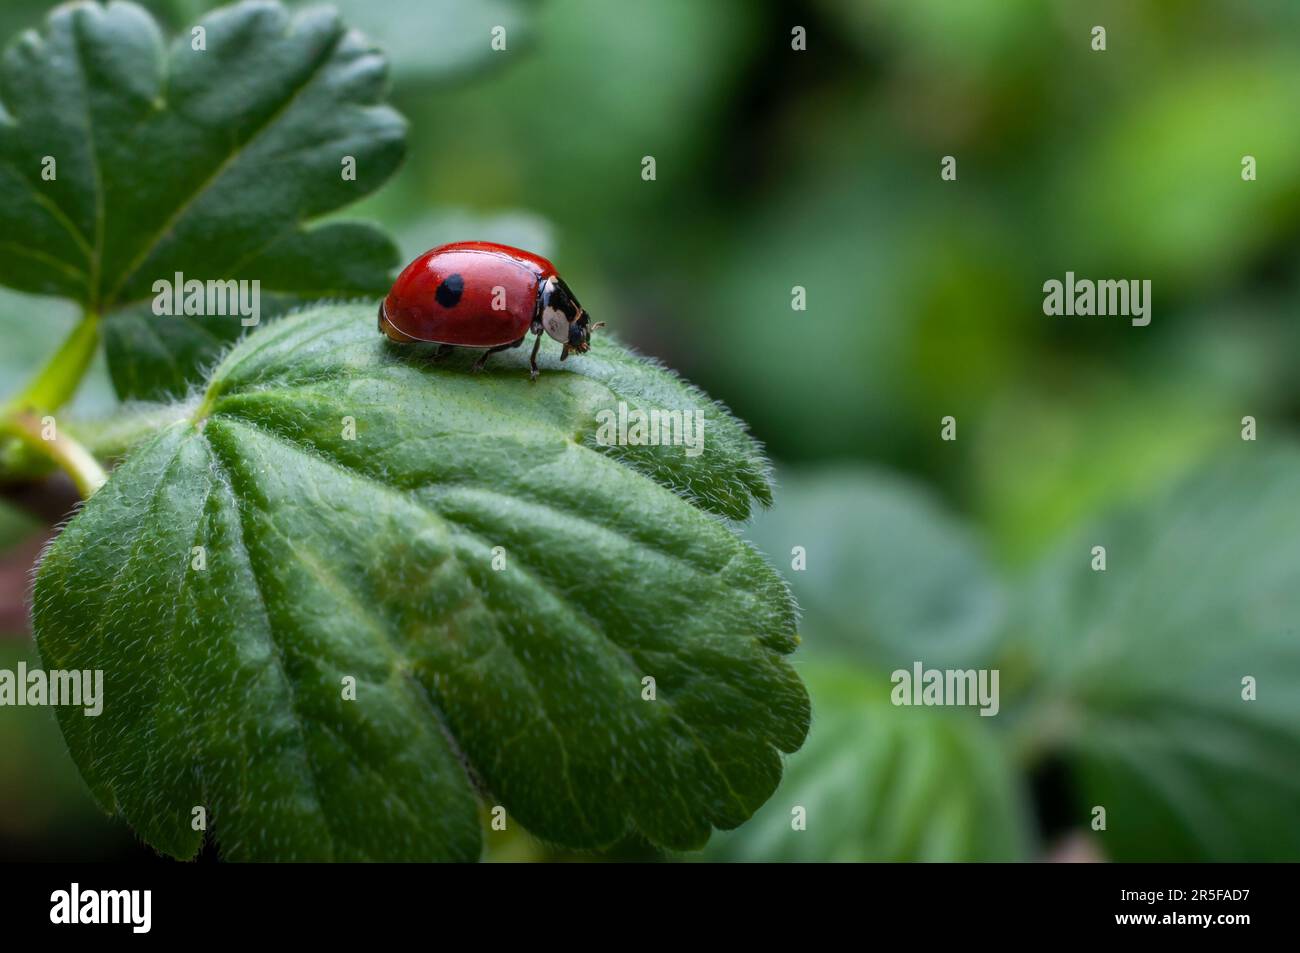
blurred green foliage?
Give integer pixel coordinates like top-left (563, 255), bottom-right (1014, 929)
top-left (746, 469), bottom-right (1005, 671)
top-left (736, 452), bottom-right (1300, 862)
top-left (1008, 443), bottom-right (1300, 861)
top-left (2, 0), bottom-right (1299, 861)
top-left (703, 662), bottom-right (1032, 862)
top-left (0, 642), bottom-right (138, 860)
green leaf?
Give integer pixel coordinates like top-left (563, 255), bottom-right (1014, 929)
top-left (1016, 445), bottom-right (1300, 860)
top-left (32, 301), bottom-right (806, 861)
top-left (0, 0), bottom-right (406, 400)
top-left (703, 662), bottom-right (1032, 862)
top-left (749, 469), bottom-right (1003, 670)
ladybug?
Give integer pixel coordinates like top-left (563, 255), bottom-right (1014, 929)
top-left (378, 241), bottom-right (603, 379)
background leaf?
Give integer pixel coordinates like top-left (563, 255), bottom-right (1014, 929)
top-left (32, 301), bottom-right (807, 860)
top-left (748, 469), bottom-right (1004, 670)
top-left (0, 0), bottom-right (406, 399)
top-left (705, 468), bottom-right (1030, 862)
top-left (321, 0), bottom-right (534, 84)
top-left (1013, 444), bottom-right (1300, 860)
top-left (971, 375), bottom-right (1231, 565)
top-left (1057, 53), bottom-right (1300, 290)
top-left (703, 663), bottom-right (1032, 862)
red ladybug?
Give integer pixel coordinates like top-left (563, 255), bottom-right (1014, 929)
top-left (379, 241), bottom-right (603, 379)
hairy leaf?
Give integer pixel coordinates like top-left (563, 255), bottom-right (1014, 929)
top-left (0, 0), bottom-right (406, 399)
top-left (33, 302), bottom-right (806, 860)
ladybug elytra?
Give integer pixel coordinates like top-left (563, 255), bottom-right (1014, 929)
top-left (379, 241), bottom-right (603, 379)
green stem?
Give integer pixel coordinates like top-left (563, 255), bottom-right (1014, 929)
top-left (6, 410), bottom-right (107, 498)
top-left (0, 309), bottom-right (106, 498)
top-left (4, 309), bottom-right (102, 417)
top-left (0, 402), bottom-right (186, 490)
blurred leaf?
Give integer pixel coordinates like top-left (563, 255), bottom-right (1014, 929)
top-left (695, 166), bottom-right (1026, 464)
top-left (310, 0), bottom-right (533, 84)
top-left (33, 302), bottom-right (806, 860)
top-left (749, 469), bottom-right (1004, 670)
top-left (403, 0), bottom-right (753, 228)
top-left (1016, 444), bottom-right (1300, 860)
top-left (1060, 53), bottom-right (1300, 287)
top-left (820, 0), bottom-right (1048, 78)
top-left (0, 0), bottom-right (406, 400)
top-left (697, 183), bottom-right (910, 460)
top-left (394, 208), bottom-right (555, 264)
top-left (0, 0), bottom-right (213, 44)
top-left (703, 662), bottom-right (1032, 862)
top-left (973, 376), bottom-right (1231, 564)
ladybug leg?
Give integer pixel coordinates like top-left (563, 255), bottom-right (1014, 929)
top-left (528, 330), bottom-right (543, 380)
top-left (472, 337), bottom-right (527, 373)
top-left (432, 344), bottom-right (455, 361)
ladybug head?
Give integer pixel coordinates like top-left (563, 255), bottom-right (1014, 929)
top-left (564, 312), bottom-right (606, 357)
top-left (540, 276), bottom-right (604, 358)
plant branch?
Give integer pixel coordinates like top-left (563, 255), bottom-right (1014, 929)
top-left (4, 411), bottom-right (106, 499)
top-left (0, 308), bottom-right (111, 498)
top-left (4, 309), bottom-right (101, 417)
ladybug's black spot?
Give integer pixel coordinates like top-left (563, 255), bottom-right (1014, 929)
top-left (436, 273), bottom-right (465, 308)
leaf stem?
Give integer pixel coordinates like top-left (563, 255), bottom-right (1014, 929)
top-left (0, 402), bottom-right (185, 490)
top-left (0, 308), bottom-right (111, 498)
top-left (5, 308), bottom-right (102, 417)
top-left (5, 410), bottom-right (107, 498)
